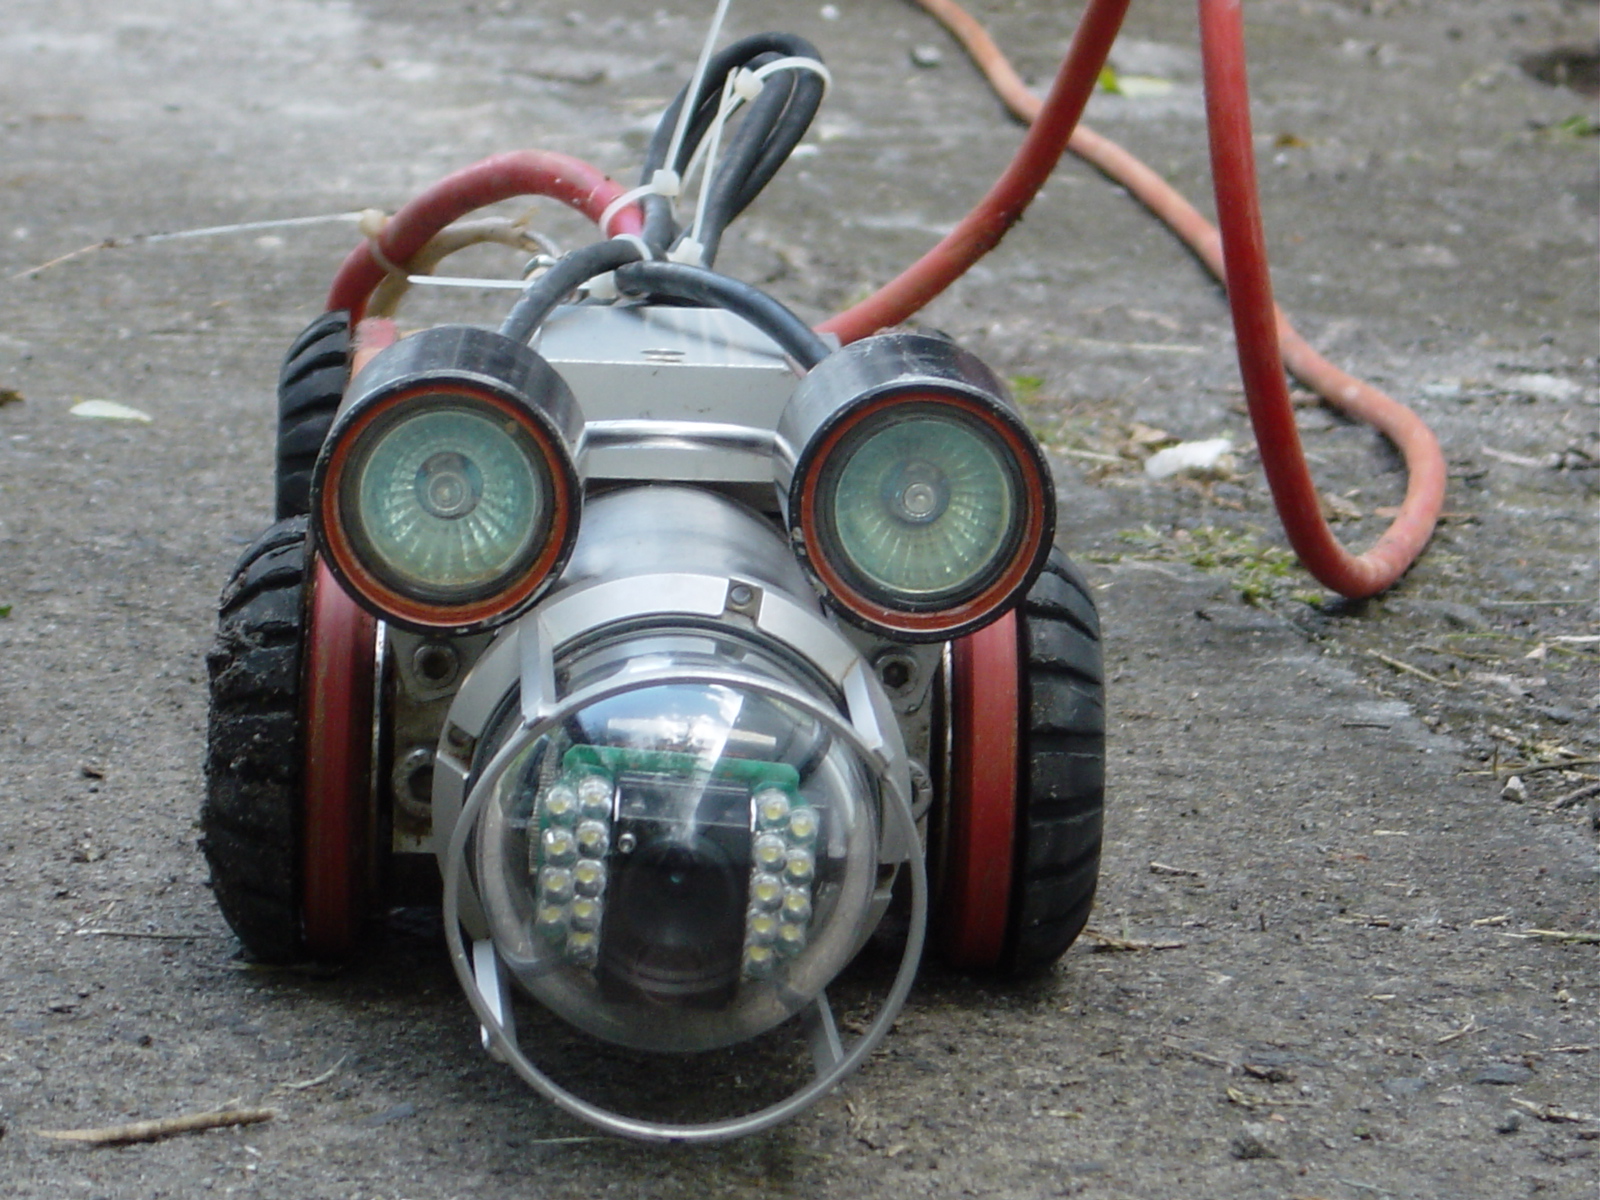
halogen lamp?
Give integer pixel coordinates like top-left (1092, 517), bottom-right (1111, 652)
top-left (311, 325), bottom-right (584, 634)
top-left (776, 331), bottom-right (1054, 640)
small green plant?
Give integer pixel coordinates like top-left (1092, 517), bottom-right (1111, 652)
top-left (1114, 524), bottom-right (1314, 606)
top-left (1008, 374), bottom-right (1045, 403)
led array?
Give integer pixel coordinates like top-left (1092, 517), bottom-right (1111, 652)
top-left (742, 785), bottom-right (819, 980)
top-left (533, 769), bottom-right (614, 967)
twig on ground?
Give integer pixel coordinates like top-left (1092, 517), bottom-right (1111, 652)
top-left (75, 928), bottom-right (225, 940)
top-left (35, 1107), bottom-right (275, 1146)
top-left (1367, 649), bottom-right (1457, 686)
top-left (1500, 929), bottom-right (1600, 945)
top-left (1500, 758), bottom-right (1600, 777)
top-left (1226, 1085), bottom-right (1261, 1108)
top-left (1082, 928), bottom-right (1186, 952)
top-left (1437, 1018), bottom-right (1484, 1045)
top-left (1336, 1179), bottom-right (1398, 1197)
top-left (1160, 1038), bottom-right (1233, 1070)
top-left (273, 1056), bottom-right (347, 1093)
top-left (1227, 1084), bottom-right (1314, 1109)
top-left (1553, 782), bottom-right (1600, 809)
top-left (1482, 599), bottom-right (1581, 607)
top-left (1510, 1097), bottom-right (1598, 1124)
top-left (1148, 861), bottom-right (1203, 878)
top-left (1335, 913), bottom-right (1393, 928)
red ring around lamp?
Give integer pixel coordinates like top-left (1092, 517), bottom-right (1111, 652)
top-left (941, 611), bottom-right (1019, 968)
top-left (302, 555), bottom-right (378, 959)
top-left (795, 392), bottom-right (1050, 639)
top-left (315, 385), bottom-right (578, 634)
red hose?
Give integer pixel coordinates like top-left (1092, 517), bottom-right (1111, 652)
top-left (840, 0), bottom-right (1445, 598)
top-left (1198, 0), bottom-right (1444, 597)
top-left (325, 150), bottom-right (643, 323)
top-left (816, 0), bottom-right (1132, 343)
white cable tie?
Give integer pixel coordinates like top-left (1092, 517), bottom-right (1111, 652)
top-left (732, 67), bottom-right (764, 102)
top-left (356, 208), bottom-right (388, 240)
top-left (358, 219), bottom-right (408, 281)
top-left (586, 271), bottom-right (619, 302)
top-left (608, 233), bottom-right (655, 262)
top-left (666, 237), bottom-right (705, 268)
top-left (749, 56), bottom-right (833, 98)
top-left (598, 185), bottom-right (655, 237)
top-left (357, 208), bottom-right (409, 279)
top-left (649, 168), bottom-right (681, 198)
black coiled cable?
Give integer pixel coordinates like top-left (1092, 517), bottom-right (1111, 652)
top-left (500, 33), bottom-right (829, 354)
top-left (639, 33), bottom-right (825, 262)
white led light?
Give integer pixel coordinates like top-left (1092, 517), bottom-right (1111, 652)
top-left (754, 833), bottom-right (788, 871)
top-left (541, 826), bottom-right (578, 867)
top-left (572, 858), bottom-right (607, 897)
top-left (784, 847), bottom-right (815, 886)
top-left (755, 787), bottom-right (792, 830)
top-left (780, 887), bottom-right (812, 925)
top-left (575, 819), bottom-right (609, 857)
top-left (535, 903), bottom-right (569, 940)
top-left (542, 784), bottom-right (578, 824)
top-left (743, 943), bottom-right (776, 979)
top-left (539, 866), bottom-right (575, 904)
top-left (775, 921), bottom-right (806, 957)
top-left (746, 910), bottom-right (780, 943)
top-left (567, 928), bottom-right (599, 965)
top-left (786, 805), bottom-right (819, 845)
top-left (750, 872), bottom-right (784, 910)
top-left (570, 896), bottom-right (602, 931)
top-left (576, 774), bottom-right (613, 819)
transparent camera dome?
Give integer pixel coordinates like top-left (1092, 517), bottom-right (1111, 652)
top-left (471, 630), bottom-right (882, 1053)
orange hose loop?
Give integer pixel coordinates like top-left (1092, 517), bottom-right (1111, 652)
top-left (861, 0), bottom-right (1445, 598)
top-left (325, 150), bottom-right (643, 324)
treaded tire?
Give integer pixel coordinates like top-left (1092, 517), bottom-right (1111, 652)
top-left (202, 518), bottom-right (310, 962)
top-left (999, 549), bottom-right (1105, 975)
top-left (276, 311), bottom-right (350, 520)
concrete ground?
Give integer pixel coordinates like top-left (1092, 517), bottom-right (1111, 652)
top-left (0, 0), bottom-right (1595, 1197)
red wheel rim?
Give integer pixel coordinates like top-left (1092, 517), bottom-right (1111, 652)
top-left (941, 611), bottom-right (1020, 968)
top-left (302, 556), bottom-right (378, 958)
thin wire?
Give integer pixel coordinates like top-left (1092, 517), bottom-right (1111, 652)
top-left (687, 72), bottom-right (745, 252)
top-left (662, 0), bottom-right (735, 214)
top-left (7, 212), bottom-right (364, 281)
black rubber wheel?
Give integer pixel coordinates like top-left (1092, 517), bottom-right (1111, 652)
top-left (201, 518), bottom-right (310, 962)
top-left (999, 549), bottom-right (1105, 975)
top-left (275, 311), bottom-right (350, 520)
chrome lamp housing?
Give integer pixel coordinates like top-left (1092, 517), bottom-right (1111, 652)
top-left (309, 325), bottom-right (584, 635)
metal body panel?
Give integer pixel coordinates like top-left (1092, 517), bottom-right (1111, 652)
top-left (553, 485), bottom-right (818, 604)
top-left (536, 305), bottom-right (801, 483)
